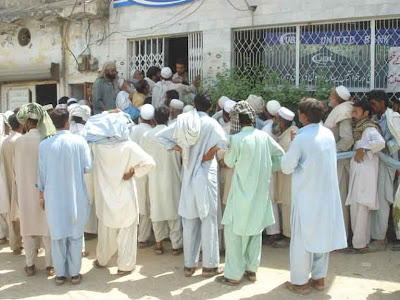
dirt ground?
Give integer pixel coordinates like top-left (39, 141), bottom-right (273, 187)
top-left (0, 238), bottom-right (399, 300)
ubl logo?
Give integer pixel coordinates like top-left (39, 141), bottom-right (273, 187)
top-left (114, 0), bottom-right (195, 7)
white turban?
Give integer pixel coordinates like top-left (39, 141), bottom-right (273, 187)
top-left (266, 100), bottom-right (281, 116)
top-left (70, 104), bottom-right (91, 122)
top-left (170, 99), bottom-right (184, 110)
top-left (116, 91), bottom-right (131, 111)
top-left (223, 100), bottom-right (236, 114)
top-left (67, 103), bottom-right (79, 113)
top-left (140, 104), bottom-right (155, 120)
top-left (278, 107), bottom-right (295, 121)
top-left (246, 95), bottom-right (264, 114)
top-left (335, 85), bottom-right (351, 101)
top-left (161, 67), bottom-right (173, 79)
top-left (218, 96), bottom-right (231, 109)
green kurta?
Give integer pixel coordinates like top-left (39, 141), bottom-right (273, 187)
top-left (222, 126), bottom-right (284, 236)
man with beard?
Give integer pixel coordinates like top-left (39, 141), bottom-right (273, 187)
top-left (345, 100), bottom-right (385, 254)
top-left (94, 61), bottom-right (118, 114)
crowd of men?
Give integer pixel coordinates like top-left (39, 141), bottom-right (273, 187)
top-left (0, 60), bottom-right (400, 295)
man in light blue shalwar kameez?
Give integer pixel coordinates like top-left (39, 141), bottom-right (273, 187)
top-left (281, 98), bottom-right (347, 295)
top-left (37, 109), bottom-right (92, 285)
top-left (158, 93), bottom-right (227, 277)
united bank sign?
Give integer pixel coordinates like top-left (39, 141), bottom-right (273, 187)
top-left (114, 0), bottom-right (195, 8)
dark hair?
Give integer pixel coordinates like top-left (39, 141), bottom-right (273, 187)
top-left (71, 116), bottom-right (85, 124)
top-left (28, 119), bottom-right (38, 126)
top-left (147, 66), bottom-right (161, 79)
top-left (144, 97), bottom-right (152, 105)
top-left (154, 106), bottom-right (170, 125)
top-left (353, 99), bottom-right (373, 116)
top-left (8, 114), bottom-right (20, 130)
top-left (176, 58), bottom-right (186, 66)
top-left (194, 92), bottom-right (212, 112)
top-left (166, 90), bottom-right (179, 100)
top-left (298, 98), bottom-right (324, 124)
top-left (50, 109), bottom-right (69, 129)
top-left (367, 90), bottom-right (389, 107)
top-left (58, 96), bottom-right (69, 105)
top-left (239, 113), bottom-right (253, 125)
top-left (223, 110), bottom-right (230, 119)
top-left (135, 79), bottom-right (149, 94)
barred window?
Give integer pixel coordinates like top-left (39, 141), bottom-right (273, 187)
top-left (233, 18), bottom-right (400, 96)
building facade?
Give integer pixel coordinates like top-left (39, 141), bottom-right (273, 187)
top-left (0, 0), bottom-right (400, 111)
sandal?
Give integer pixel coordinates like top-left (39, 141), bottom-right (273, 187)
top-left (202, 267), bottom-right (223, 277)
top-left (308, 278), bottom-right (325, 291)
top-left (71, 274), bottom-right (82, 285)
top-left (24, 265), bottom-right (36, 276)
top-left (92, 259), bottom-right (105, 269)
top-left (46, 266), bottom-right (55, 276)
top-left (184, 267), bottom-right (196, 277)
top-left (154, 244), bottom-right (164, 255)
top-left (244, 270), bottom-right (257, 282)
top-left (117, 270), bottom-right (132, 276)
top-left (285, 281), bottom-right (310, 295)
top-left (55, 276), bottom-right (66, 285)
top-left (172, 248), bottom-right (183, 256)
top-left (217, 276), bottom-right (240, 286)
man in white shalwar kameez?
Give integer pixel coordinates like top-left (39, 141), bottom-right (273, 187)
top-left (168, 99), bottom-right (184, 126)
top-left (212, 96), bottom-right (231, 130)
top-left (345, 100), bottom-right (385, 253)
top-left (325, 86), bottom-right (354, 238)
top-left (368, 90), bottom-right (400, 251)
top-left (1, 113), bottom-right (23, 254)
top-left (0, 114), bottom-right (9, 245)
top-left (87, 112), bottom-right (155, 275)
top-left (261, 100), bottom-right (282, 241)
top-left (281, 98), bottom-right (347, 295)
top-left (15, 103), bottom-right (56, 276)
top-left (130, 104), bottom-right (155, 248)
top-left (140, 106), bottom-right (183, 255)
top-left (272, 107), bottom-right (298, 248)
top-left (158, 93), bottom-right (227, 277)
top-left (38, 109), bottom-right (92, 285)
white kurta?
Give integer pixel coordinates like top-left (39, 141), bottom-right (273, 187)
top-left (281, 123), bottom-right (347, 253)
top-left (346, 127), bottom-right (385, 209)
top-left (0, 134), bottom-right (8, 215)
top-left (15, 129), bottom-right (49, 236)
top-left (92, 140), bottom-right (155, 229)
top-left (140, 125), bottom-right (182, 222)
top-left (130, 123), bottom-right (153, 216)
top-left (1, 132), bottom-right (21, 222)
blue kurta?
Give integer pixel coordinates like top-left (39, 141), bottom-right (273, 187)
top-left (37, 130), bottom-right (92, 240)
top-left (281, 123), bottom-right (347, 253)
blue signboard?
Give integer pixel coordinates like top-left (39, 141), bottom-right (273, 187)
top-left (265, 29), bottom-right (400, 47)
top-left (114, 0), bottom-right (195, 8)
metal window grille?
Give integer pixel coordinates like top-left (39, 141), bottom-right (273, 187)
top-left (127, 32), bottom-right (203, 82)
top-left (233, 26), bottom-right (296, 84)
top-left (233, 18), bottom-right (400, 96)
top-left (128, 37), bottom-right (165, 78)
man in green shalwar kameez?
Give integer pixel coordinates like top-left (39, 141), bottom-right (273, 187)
top-left (219, 101), bottom-right (285, 285)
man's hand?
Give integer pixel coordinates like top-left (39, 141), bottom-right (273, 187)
top-left (202, 146), bottom-right (219, 163)
top-left (172, 146), bottom-right (183, 154)
top-left (123, 168), bottom-right (135, 180)
top-left (290, 129), bottom-right (297, 141)
top-left (355, 148), bottom-right (365, 163)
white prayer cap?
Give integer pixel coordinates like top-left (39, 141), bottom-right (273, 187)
top-left (335, 85), bottom-right (351, 101)
top-left (246, 94), bottom-right (264, 114)
top-left (223, 100), bottom-right (236, 113)
top-left (218, 96), bottom-right (231, 108)
top-left (183, 105), bottom-right (194, 113)
top-left (170, 99), bottom-right (184, 110)
top-left (56, 104), bottom-right (67, 110)
top-left (43, 104), bottom-right (53, 111)
top-left (161, 67), bottom-right (173, 79)
top-left (118, 78), bottom-right (125, 89)
top-left (278, 107), bottom-right (295, 121)
top-left (67, 98), bottom-right (78, 105)
top-left (70, 104), bottom-right (91, 122)
top-left (266, 100), bottom-right (281, 116)
top-left (140, 104), bottom-right (155, 120)
top-left (67, 103), bottom-right (79, 113)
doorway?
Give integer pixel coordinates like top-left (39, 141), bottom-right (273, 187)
top-left (36, 84), bottom-right (57, 108)
top-left (166, 36), bottom-right (188, 75)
